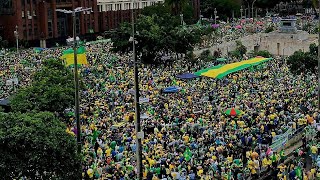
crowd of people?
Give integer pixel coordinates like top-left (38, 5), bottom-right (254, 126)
top-left (1, 37), bottom-right (320, 179)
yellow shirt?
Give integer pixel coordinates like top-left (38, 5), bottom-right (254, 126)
top-left (311, 146), bottom-right (318, 154)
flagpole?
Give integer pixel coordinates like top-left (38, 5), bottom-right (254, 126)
top-left (72, 10), bottom-right (81, 153)
top-left (132, 2), bottom-right (143, 179)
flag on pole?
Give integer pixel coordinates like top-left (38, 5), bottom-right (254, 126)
top-left (184, 147), bottom-right (192, 161)
top-left (61, 46), bottom-right (88, 66)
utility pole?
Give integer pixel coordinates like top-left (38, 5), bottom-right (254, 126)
top-left (214, 8), bottom-right (217, 24)
top-left (14, 25), bottom-right (19, 56)
top-left (318, 0), bottom-right (320, 110)
top-left (131, 2), bottom-right (143, 179)
top-left (252, 0), bottom-right (257, 21)
top-left (56, 7), bottom-right (92, 154)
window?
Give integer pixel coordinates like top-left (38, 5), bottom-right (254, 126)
top-left (115, 4), bottom-right (121, 10)
top-left (21, 0), bottom-right (25, 6)
top-left (27, 11), bottom-right (30, 16)
top-left (23, 30), bottom-right (27, 37)
top-left (22, 11), bottom-right (25, 18)
top-left (3, 0), bottom-right (13, 8)
top-left (134, 2), bottom-right (139, 9)
top-left (34, 28), bottom-right (38, 36)
top-left (142, 2), bottom-right (147, 8)
top-left (98, 5), bottom-right (102, 12)
top-left (106, 4), bottom-right (112, 11)
top-left (47, 9), bottom-right (52, 20)
top-left (33, 10), bottom-right (36, 16)
top-left (124, 3), bottom-right (130, 10)
top-left (48, 21), bottom-right (53, 37)
top-left (28, 29), bottom-right (32, 36)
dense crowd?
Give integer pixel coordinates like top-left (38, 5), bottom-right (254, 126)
top-left (1, 38), bottom-right (320, 179)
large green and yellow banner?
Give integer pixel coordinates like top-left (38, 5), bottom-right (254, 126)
top-left (195, 57), bottom-right (272, 79)
top-left (61, 46), bottom-right (88, 66)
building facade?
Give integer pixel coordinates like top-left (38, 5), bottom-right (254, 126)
top-left (0, 0), bottom-right (200, 47)
top-left (97, 0), bottom-right (200, 32)
top-left (0, 0), bottom-right (99, 47)
top-left (97, 0), bottom-right (164, 32)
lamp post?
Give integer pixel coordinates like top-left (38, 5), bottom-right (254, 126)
top-left (318, 0), bottom-right (320, 110)
top-left (131, 2), bottom-right (143, 179)
top-left (214, 8), bottom-right (217, 24)
top-left (240, 6), bottom-right (243, 19)
top-left (252, 0), bottom-right (257, 21)
top-left (56, 7), bottom-right (92, 154)
top-left (244, 8), bottom-right (247, 18)
top-left (180, 14), bottom-right (184, 25)
top-left (14, 25), bottom-right (18, 55)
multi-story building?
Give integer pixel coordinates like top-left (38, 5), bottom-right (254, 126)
top-left (97, 0), bottom-right (200, 32)
top-left (0, 0), bottom-right (200, 47)
top-left (97, 0), bottom-right (163, 32)
top-left (0, 0), bottom-right (99, 47)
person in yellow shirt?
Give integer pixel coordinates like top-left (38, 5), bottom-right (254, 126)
top-left (310, 145), bottom-right (318, 161)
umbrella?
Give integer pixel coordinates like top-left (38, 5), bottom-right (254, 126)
top-left (225, 108), bottom-right (241, 116)
top-left (235, 25), bottom-right (242, 29)
top-left (211, 24), bottom-right (220, 28)
top-left (256, 21), bottom-right (263, 25)
top-left (216, 58), bottom-right (227, 62)
top-left (163, 86), bottom-right (181, 93)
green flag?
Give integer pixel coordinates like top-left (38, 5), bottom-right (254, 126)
top-left (295, 166), bottom-right (302, 179)
top-left (184, 147), bottom-right (192, 161)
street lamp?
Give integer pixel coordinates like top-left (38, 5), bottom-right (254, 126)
top-left (130, 1), bottom-right (143, 179)
top-left (14, 25), bottom-right (18, 55)
top-left (214, 8), bottom-right (217, 24)
top-left (180, 14), bottom-right (184, 25)
top-left (318, 0), bottom-right (320, 110)
top-left (252, 0), bottom-right (257, 21)
top-left (240, 6), bottom-right (243, 19)
top-left (56, 7), bottom-right (92, 154)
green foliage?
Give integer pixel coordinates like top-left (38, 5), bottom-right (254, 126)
top-left (287, 50), bottom-right (317, 75)
top-left (10, 59), bottom-right (75, 114)
top-left (112, 13), bottom-right (205, 64)
top-left (0, 111), bottom-right (81, 179)
top-left (255, 50), bottom-right (273, 58)
top-left (0, 36), bottom-right (8, 48)
top-left (309, 43), bottom-right (318, 56)
top-left (265, 26), bottom-right (274, 33)
top-left (255, 0), bottom-right (281, 8)
top-left (141, 3), bottom-right (171, 16)
top-left (229, 41), bottom-right (247, 59)
top-left (165, 0), bottom-right (189, 15)
top-left (201, 0), bottom-right (241, 20)
top-left (236, 41), bottom-right (247, 56)
top-left (200, 49), bottom-right (213, 62)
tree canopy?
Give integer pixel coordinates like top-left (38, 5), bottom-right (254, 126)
top-left (0, 111), bottom-right (81, 179)
top-left (287, 49), bottom-right (317, 75)
top-left (201, 0), bottom-right (241, 20)
top-left (111, 13), bottom-right (209, 63)
top-left (10, 58), bottom-right (75, 114)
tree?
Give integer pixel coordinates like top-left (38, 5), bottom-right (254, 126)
top-left (10, 58), bottom-right (75, 114)
top-left (0, 36), bottom-right (8, 48)
top-left (236, 40), bottom-right (247, 56)
top-left (165, 0), bottom-right (189, 15)
top-left (111, 13), bottom-right (205, 64)
top-left (255, 50), bottom-right (272, 58)
top-left (287, 50), bottom-right (317, 75)
top-left (201, 0), bottom-right (241, 20)
top-left (309, 43), bottom-right (318, 56)
top-left (0, 111), bottom-right (81, 179)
